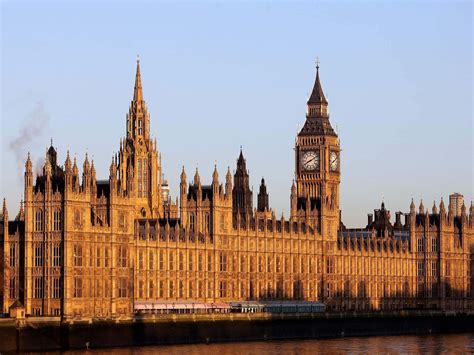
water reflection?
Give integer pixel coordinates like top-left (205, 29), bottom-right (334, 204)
top-left (62, 333), bottom-right (474, 354)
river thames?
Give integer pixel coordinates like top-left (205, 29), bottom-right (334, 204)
top-left (60, 333), bottom-right (473, 354)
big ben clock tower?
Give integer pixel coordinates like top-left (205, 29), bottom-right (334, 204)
top-left (292, 61), bottom-right (340, 234)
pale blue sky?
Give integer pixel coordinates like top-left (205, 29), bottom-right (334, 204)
top-left (1, 1), bottom-right (472, 227)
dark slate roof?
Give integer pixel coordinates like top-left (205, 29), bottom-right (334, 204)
top-left (188, 185), bottom-right (213, 201)
top-left (8, 221), bottom-right (24, 235)
top-left (299, 116), bottom-right (336, 136)
top-left (307, 67), bottom-right (328, 105)
top-left (97, 180), bottom-right (110, 198)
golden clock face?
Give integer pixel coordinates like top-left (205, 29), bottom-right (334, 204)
top-left (330, 151), bottom-right (339, 172)
top-left (301, 151), bottom-right (319, 171)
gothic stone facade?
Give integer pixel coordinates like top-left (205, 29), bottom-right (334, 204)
top-left (1, 61), bottom-right (473, 320)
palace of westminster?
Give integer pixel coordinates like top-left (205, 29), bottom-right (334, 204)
top-left (1, 60), bottom-right (473, 320)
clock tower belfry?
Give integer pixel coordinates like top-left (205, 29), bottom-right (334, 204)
top-left (292, 62), bottom-right (340, 232)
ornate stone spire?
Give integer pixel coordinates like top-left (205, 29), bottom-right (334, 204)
top-left (432, 200), bottom-right (438, 214)
top-left (83, 153), bottom-right (90, 173)
top-left (72, 157), bottom-right (78, 176)
top-left (2, 198), bottom-right (7, 220)
top-left (212, 164), bottom-right (219, 184)
top-left (65, 150), bottom-right (71, 172)
top-left (25, 152), bottom-right (32, 173)
top-left (194, 167), bottom-right (201, 186)
top-left (419, 199), bottom-right (425, 214)
top-left (410, 198), bottom-right (416, 214)
top-left (133, 56), bottom-right (143, 102)
top-left (439, 197), bottom-right (446, 213)
top-left (180, 166), bottom-right (187, 183)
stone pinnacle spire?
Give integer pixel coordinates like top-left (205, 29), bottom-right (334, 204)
top-left (133, 56), bottom-right (143, 102)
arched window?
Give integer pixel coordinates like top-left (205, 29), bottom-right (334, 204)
top-left (53, 209), bottom-right (61, 231)
top-left (142, 158), bottom-right (148, 196)
top-left (35, 209), bottom-right (43, 231)
top-left (205, 212), bottom-right (210, 232)
top-left (138, 159), bottom-right (142, 197)
top-left (189, 213), bottom-right (195, 232)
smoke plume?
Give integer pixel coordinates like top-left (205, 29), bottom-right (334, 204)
top-left (9, 102), bottom-right (50, 177)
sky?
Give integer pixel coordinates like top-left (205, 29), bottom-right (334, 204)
top-left (1, 1), bottom-right (472, 227)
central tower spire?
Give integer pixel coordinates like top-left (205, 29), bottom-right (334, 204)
top-left (133, 56), bottom-right (143, 102)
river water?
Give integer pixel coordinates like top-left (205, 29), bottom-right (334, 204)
top-left (61, 333), bottom-right (473, 354)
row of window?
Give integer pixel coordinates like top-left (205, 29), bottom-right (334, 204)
top-left (33, 277), bottom-right (61, 299)
top-left (34, 244), bottom-right (61, 267)
top-left (35, 209), bottom-right (62, 231)
top-left (417, 237), bottom-right (438, 253)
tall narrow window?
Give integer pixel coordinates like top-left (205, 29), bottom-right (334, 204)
top-left (9, 244), bottom-right (16, 268)
top-left (35, 245), bottom-right (43, 267)
top-left (432, 237), bottom-right (438, 252)
top-left (138, 159), bottom-right (142, 197)
top-left (143, 159), bottom-right (148, 196)
top-left (53, 209), bottom-right (61, 231)
top-left (149, 251), bottom-right (154, 270)
top-left (138, 250), bottom-right (144, 270)
top-left (53, 278), bottom-right (61, 298)
top-left (118, 278), bottom-right (127, 298)
top-left (169, 252), bottom-right (174, 271)
top-left (53, 244), bottom-right (61, 267)
top-left (179, 252), bottom-right (184, 271)
top-left (189, 213), bottom-right (195, 232)
top-left (96, 247), bottom-right (101, 267)
top-left (138, 119), bottom-right (142, 135)
top-left (205, 213), bottom-right (210, 232)
top-left (118, 246), bottom-right (127, 268)
top-left (35, 209), bottom-right (43, 231)
top-left (34, 278), bottom-right (43, 298)
top-left (188, 252), bottom-right (193, 271)
top-left (74, 244), bottom-right (82, 267)
top-left (105, 247), bottom-right (110, 267)
top-left (207, 251), bottom-right (212, 272)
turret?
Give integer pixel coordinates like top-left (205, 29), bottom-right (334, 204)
top-left (2, 198), bottom-right (8, 223)
top-left (418, 199), bottom-right (425, 215)
top-left (194, 167), bottom-right (201, 188)
top-left (82, 153), bottom-right (91, 191)
top-left (64, 151), bottom-right (72, 190)
top-left (212, 165), bottom-right (219, 194)
top-left (290, 180), bottom-right (297, 217)
top-left (72, 157), bottom-right (79, 191)
top-left (225, 167), bottom-right (232, 196)
top-left (24, 152), bottom-right (33, 195)
top-left (180, 166), bottom-right (187, 196)
top-left (109, 155), bottom-right (117, 191)
top-left (257, 178), bottom-right (269, 212)
top-left (410, 198), bottom-right (416, 215)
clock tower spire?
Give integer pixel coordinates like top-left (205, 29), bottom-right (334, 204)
top-left (292, 61), bottom-right (340, 232)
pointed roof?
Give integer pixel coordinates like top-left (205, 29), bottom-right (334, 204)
top-left (307, 64), bottom-right (328, 105)
top-left (133, 57), bottom-right (143, 102)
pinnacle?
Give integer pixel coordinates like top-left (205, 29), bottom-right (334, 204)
top-left (133, 58), bottom-right (143, 102)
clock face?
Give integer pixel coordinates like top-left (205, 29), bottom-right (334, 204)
top-left (301, 151), bottom-right (319, 171)
top-left (330, 151), bottom-right (339, 172)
